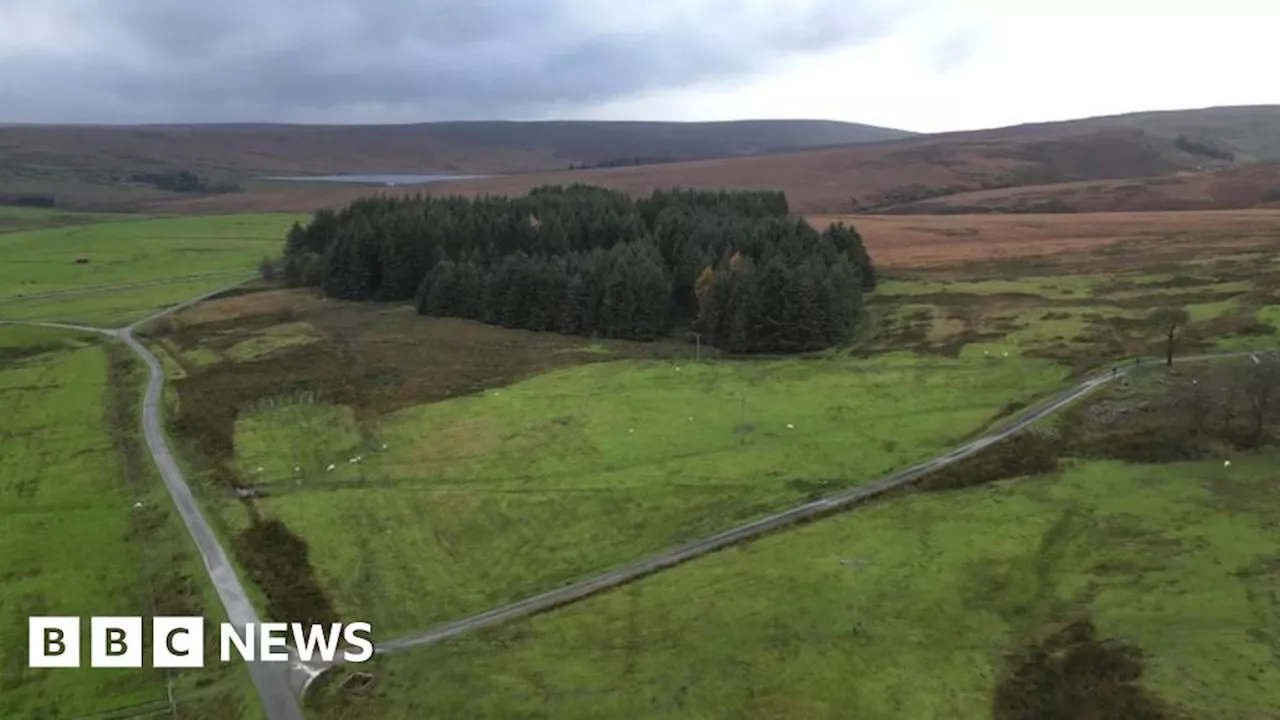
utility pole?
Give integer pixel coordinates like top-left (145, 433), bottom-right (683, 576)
top-left (693, 332), bottom-right (702, 362)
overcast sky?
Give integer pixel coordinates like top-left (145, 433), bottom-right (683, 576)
top-left (0, 0), bottom-right (1274, 132)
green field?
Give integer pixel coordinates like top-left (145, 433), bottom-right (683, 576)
top-left (0, 327), bottom-right (262, 720)
top-left (0, 212), bottom-right (300, 327)
top-left (0, 206), bottom-right (125, 233)
top-left (221, 352), bottom-right (1069, 637)
top-left (0, 278), bottom-right (246, 327)
top-left (307, 452), bottom-right (1280, 719)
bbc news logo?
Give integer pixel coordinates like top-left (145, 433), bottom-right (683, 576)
top-left (28, 617), bottom-right (373, 668)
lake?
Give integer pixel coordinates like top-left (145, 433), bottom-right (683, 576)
top-left (260, 173), bottom-right (487, 185)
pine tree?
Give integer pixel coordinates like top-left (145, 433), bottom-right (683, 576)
top-left (725, 258), bottom-right (759, 352)
top-left (424, 261), bottom-right (458, 315)
top-left (288, 185), bottom-right (874, 352)
top-left (753, 257), bottom-right (790, 351)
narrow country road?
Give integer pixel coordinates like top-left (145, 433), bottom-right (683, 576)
top-left (2, 281), bottom-right (308, 720)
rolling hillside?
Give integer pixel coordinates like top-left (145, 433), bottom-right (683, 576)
top-left (7, 105), bottom-right (1280, 215)
top-left (868, 163), bottom-right (1280, 214)
top-left (0, 119), bottom-right (912, 178)
top-left (141, 126), bottom-right (1248, 215)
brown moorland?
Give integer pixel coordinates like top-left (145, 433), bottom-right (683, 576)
top-left (870, 162), bottom-right (1280, 215)
top-left (137, 127), bottom-right (1232, 216)
top-left (816, 209), bottom-right (1280, 269)
top-left (10, 105), bottom-right (1280, 214)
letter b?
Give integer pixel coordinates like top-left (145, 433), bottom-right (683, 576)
top-left (91, 617), bottom-right (142, 668)
top-left (28, 617), bottom-right (80, 668)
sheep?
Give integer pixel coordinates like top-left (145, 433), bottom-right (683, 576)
top-left (326, 464), bottom-right (336, 471)
top-left (1223, 460), bottom-right (1232, 468)
top-left (786, 423), bottom-right (795, 430)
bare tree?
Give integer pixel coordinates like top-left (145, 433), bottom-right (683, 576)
top-left (1148, 306), bottom-right (1191, 367)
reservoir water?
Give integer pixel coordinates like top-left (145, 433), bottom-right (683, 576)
top-left (261, 173), bottom-right (487, 185)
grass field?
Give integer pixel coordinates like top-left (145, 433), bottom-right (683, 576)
top-left (0, 277), bottom-right (247, 327)
top-left (145, 289), bottom-right (1071, 639)
top-left (230, 352), bottom-right (1065, 636)
top-left (0, 327), bottom-right (263, 719)
top-left (0, 206), bottom-right (124, 233)
top-left (0, 212), bottom-right (300, 327)
top-left (306, 451), bottom-right (1280, 719)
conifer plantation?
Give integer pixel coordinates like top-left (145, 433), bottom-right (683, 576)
top-left (283, 185), bottom-right (876, 352)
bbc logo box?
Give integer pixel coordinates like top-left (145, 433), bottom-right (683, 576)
top-left (29, 616), bottom-right (373, 667)
top-left (29, 616), bottom-right (204, 668)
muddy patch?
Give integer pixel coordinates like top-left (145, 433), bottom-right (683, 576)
top-left (994, 617), bottom-right (1183, 720)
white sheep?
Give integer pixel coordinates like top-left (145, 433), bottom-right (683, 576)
top-left (1223, 460), bottom-right (1232, 468)
top-left (786, 423), bottom-right (795, 430)
top-left (326, 464), bottom-right (336, 471)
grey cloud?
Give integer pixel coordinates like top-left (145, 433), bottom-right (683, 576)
top-left (0, 0), bottom-right (927, 122)
top-left (926, 26), bottom-right (983, 75)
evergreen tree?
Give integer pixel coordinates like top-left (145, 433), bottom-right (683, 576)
top-left (286, 184), bottom-right (874, 352)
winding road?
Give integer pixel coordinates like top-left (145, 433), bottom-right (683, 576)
top-left (3, 283), bottom-right (307, 720)
top-left (4, 283), bottom-right (1272, 719)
